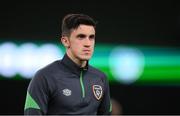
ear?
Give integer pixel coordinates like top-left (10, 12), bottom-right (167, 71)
top-left (61, 36), bottom-right (70, 48)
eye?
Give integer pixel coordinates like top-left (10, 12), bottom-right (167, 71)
top-left (89, 35), bottom-right (95, 40)
top-left (77, 34), bottom-right (86, 39)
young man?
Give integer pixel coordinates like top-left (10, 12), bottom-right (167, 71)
top-left (24, 13), bottom-right (112, 115)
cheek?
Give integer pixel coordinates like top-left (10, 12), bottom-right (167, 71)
top-left (71, 43), bottom-right (80, 53)
top-left (91, 42), bottom-right (95, 49)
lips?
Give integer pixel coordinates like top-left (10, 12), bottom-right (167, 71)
top-left (83, 50), bottom-right (91, 52)
top-left (83, 49), bottom-right (91, 53)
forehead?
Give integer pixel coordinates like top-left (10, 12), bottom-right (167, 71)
top-left (71, 24), bottom-right (95, 35)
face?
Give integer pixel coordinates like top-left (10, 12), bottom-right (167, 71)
top-left (62, 24), bottom-right (95, 62)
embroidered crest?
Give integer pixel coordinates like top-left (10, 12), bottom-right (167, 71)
top-left (62, 89), bottom-right (71, 96)
top-left (93, 85), bottom-right (103, 100)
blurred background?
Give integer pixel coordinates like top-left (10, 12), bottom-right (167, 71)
top-left (0, 0), bottom-right (180, 115)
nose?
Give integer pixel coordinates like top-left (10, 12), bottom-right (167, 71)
top-left (84, 38), bottom-right (91, 47)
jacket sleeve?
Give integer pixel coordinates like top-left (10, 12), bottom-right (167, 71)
top-left (24, 70), bottom-right (49, 115)
top-left (97, 74), bottom-right (112, 115)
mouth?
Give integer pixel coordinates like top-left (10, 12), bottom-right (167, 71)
top-left (83, 50), bottom-right (91, 54)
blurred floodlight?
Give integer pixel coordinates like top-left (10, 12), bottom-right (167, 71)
top-left (109, 46), bottom-right (145, 84)
top-left (17, 43), bottom-right (39, 78)
top-left (0, 42), bottom-right (18, 77)
top-left (0, 42), bottom-right (63, 79)
top-left (37, 44), bottom-right (63, 70)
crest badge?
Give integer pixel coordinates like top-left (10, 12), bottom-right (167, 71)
top-left (93, 85), bottom-right (103, 100)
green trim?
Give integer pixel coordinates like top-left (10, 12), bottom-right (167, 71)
top-left (109, 101), bottom-right (112, 112)
top-left (24, 92), bottom-right (40, 110)
top-left (80, 71), bottom-right (85, 98)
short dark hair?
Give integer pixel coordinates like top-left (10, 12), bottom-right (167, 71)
top-left (61, 13), bottom-right (97, 37)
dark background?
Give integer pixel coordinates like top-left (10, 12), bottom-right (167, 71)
top-left (0, 0), bottom-right (180, 114)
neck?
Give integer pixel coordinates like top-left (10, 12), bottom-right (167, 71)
top-left (66, 52), bottom-right (87, 68)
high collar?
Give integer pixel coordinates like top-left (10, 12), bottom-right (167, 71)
top-left (61, 54), bottom-right (88, 76)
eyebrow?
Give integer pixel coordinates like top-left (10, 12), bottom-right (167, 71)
top-left (76, 34), bottom-right (95, 38)
top-left (76, 34), bottom-right (86, 38)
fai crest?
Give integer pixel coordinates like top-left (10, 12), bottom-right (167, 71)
top-left (93, 85), bottom-right (103, 100)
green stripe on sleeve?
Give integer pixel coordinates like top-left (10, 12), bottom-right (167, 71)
top-left (24, 92), bottom-right (40, 110)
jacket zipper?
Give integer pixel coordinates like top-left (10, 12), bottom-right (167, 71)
top-left (80, 70), bottom-right (85, 98)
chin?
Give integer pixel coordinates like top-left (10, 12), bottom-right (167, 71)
top-left (79, 55), bottom-right (91, 61)
top-left (80, 57), bottom-right (90, 61)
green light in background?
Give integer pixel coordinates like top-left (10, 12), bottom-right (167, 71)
top-left (0, 41), bottom-right (180, 86)
top-left (91, 45), bottom-right (180, 85)
top-left (108, 46), bottom-right (144, 84)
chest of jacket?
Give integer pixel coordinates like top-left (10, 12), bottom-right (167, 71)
top-left (47, 71), bottom-right (105, 114)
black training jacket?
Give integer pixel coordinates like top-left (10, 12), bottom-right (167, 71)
top-left (24, 54), bottom-right (112, 115)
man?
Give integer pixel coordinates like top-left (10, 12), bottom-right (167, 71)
top-left (24, 13), bottom-right (112, 115)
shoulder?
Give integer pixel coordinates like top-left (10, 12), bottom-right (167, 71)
top-left (32, 60), bottom-right (62, 80)
top-left (37, 60), bottom-right (61, 75)
top-left (28, 60), bottom-right (62, 89)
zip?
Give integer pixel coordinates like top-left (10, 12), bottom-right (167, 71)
top-left (80, 70), bottom-right (85, 98)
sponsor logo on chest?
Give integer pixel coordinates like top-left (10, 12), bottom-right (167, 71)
top-left (62, 88), bottom-right (72, 96)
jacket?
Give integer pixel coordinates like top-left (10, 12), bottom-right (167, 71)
top-left (24, 54), bottom-right (112, 115)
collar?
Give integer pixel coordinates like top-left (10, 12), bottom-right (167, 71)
top-left (61, 54), bottom-right (89, 76)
